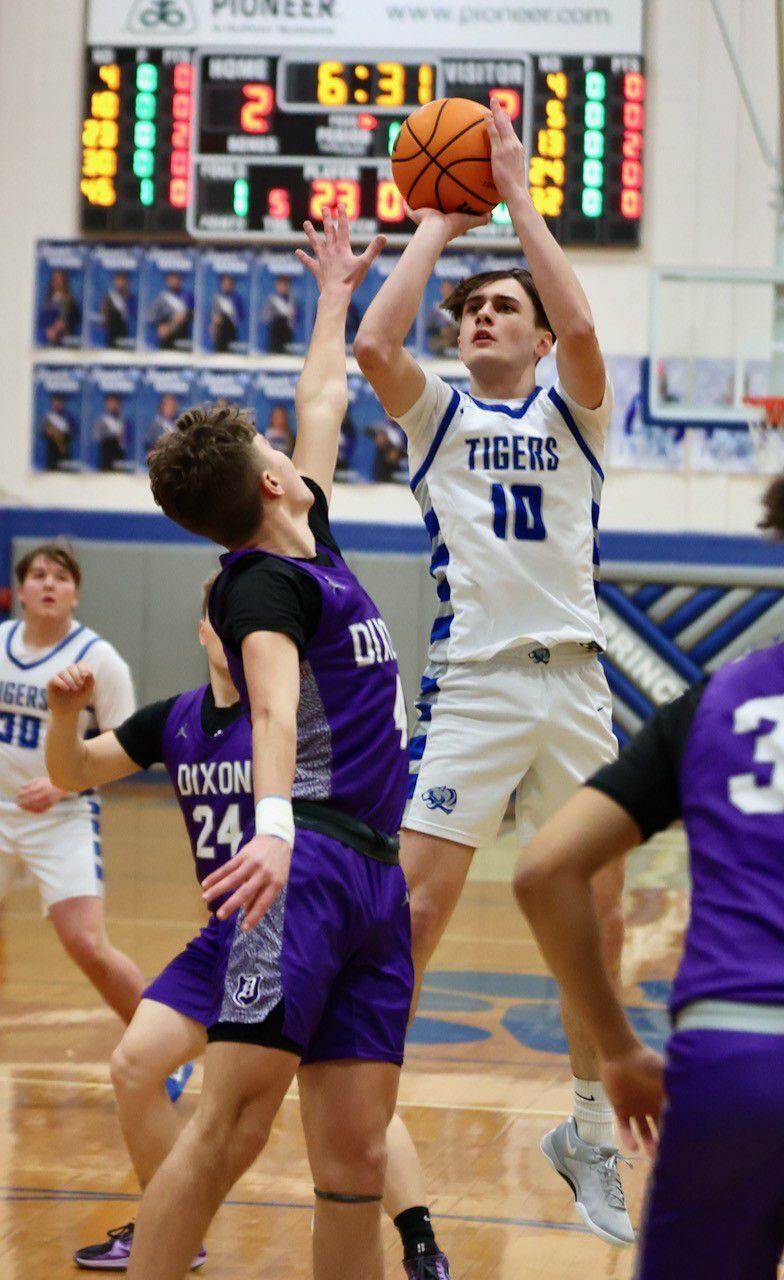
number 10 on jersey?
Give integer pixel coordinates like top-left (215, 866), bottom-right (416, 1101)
top-left (491, 483), bottom-right (546, 541)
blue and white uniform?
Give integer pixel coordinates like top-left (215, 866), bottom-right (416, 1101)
top-left (0, 619), bottom-right (135, 911)
top-left (397, 371), bottom-right (617, 847)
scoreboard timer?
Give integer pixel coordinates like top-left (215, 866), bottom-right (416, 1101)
top-left (80, 44), bottom-right (645, 248)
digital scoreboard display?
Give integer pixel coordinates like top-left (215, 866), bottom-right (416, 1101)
top-left (80, 3), bottom-right (645, 248)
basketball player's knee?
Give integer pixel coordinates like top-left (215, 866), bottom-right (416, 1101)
top-left (408, 884), bottom-right (449, 957)
top-left (316, 1127), bottom-right (388, 1196)
top-left (60, 919), bottom-right (111, 975)
top-left (195, 1094), bottom-right (273, 1182)
top-left (110, 1037), bottom-right (157, 1098)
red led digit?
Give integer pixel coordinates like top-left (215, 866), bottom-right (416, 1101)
top-left (170, 150), bottom-right (189, 177)
top-left (623, 101), bottom-right (645, 130)
top-left (172, 121), bottom-right (190, 149)
top-left (621, 159), bottom-right (643, 189)
top-left (169, 177), bottom-right (189, 207)
top-left (172, 92), bottom-right (192, 121)
top-left (489, 88), bottom-right (521, 120)
top-left (268, 187), bottom-right (291, 219)
top-left (376, 179), bottom-right (405, 222)
top-left (241, 83), bottom-right (274, 134)
top-left (173, 63), bottom-right (193, 92)
top-left (622, 130), bottom-right (643, 160)
top-left (624, 72), bottom-right (646, 102)
top-left (621, 188), bottom-right (642, 218)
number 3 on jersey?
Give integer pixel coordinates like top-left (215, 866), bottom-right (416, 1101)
top-left (728, 694), bottom-right (784, 814)
top-left (491, 483), bottom-right (546, 541)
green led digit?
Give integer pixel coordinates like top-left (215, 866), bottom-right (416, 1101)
top-left (136, 62), bottom-right (158, 92)
top-left (133, 150), bottom-right (154, 178)
top-left (582, 188), bottom-right (603, 217)
top-left (387, 122), bottom-right (402, 156)
top-left (140, 177), bottom-right (155, 206)
top-left (585, 70), bottom-right (606, 101)
top-left (134, 121), bottom-right (156, 149)
top-left (584, 100), bottom-right (605, 129)
top-left (233, 178), bottom-right (249, 217)
top-left (491, 202), bottom-right (512, 226)
top-left (583, 159), bottom-right (604, 188)
top-left (135, 92), bottom-right (157, 121)
top-left (583, 130), bottom-right (605, 160)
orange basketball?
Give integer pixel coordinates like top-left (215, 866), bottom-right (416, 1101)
top-left (391, 97), bottom-right (499, 216)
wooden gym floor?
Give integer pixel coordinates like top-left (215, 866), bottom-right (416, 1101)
top-left (1, 778), bottom-right (690, 1278)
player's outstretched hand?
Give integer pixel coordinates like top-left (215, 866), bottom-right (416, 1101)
top-left (202, 833), bottom-right (292, 931)
top-left (601, 1041), bottom-right (664, 1158)
top-left (296, 203), bottom-right (386, 296)
top-left (486, 95), bottom-right (529, 206)
top-left (405, 203), bottom-right (490, 243)
top-left (46, 664), bottom-right (95, 716)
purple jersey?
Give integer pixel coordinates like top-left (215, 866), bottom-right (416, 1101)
top-left (160, 686), bottom-right (253, 890)
top-left (672, 644), bottom-right (784, 1012)
top-left (210, 541), bottom-right (408, 838)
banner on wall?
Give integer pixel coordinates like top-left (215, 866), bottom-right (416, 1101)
top-left (87, 0), bottom-right (643, 55)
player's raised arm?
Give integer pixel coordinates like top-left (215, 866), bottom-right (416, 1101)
top-left (202, 629), bottom-right (300, 931)
top-left (45, 664), bottom-right (140, 791)
top-left (486, 97), bottom-right (606, 412)
top-left (355, 207), bottom-right (488, 419)
top-left (292, 205), bottom-right (385, 500)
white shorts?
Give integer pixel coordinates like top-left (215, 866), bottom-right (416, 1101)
top-left (406, 651), bottom-right (617, 849)
top-left (0, 797), bottom-right (104, 915)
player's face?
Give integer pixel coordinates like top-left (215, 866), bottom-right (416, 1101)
top-left (199, 613), bottom-right (231, 679)
top-left (18, 556), bottom-right (79, 627)
top-left (457, 279), bottom-right (549, 377)
top-left (252, 433), bottom-right (312, 513)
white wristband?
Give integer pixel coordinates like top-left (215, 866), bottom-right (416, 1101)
top-left (255, 796), bottom-right (294, 845)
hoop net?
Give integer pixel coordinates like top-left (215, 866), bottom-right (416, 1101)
top-left (743, 396), bottom-right (784, 472)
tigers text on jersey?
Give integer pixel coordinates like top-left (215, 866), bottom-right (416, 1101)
top-left (0, 619), bottom-right (135, 804)
top-left (398, 373), bottom-right (611, 664)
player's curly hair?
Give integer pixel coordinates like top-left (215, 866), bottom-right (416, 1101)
top-left (759, 472), bottom-right (784, 540)
top-left (442, 268), bottom-right (553, 334)
top-left (148, 403), bottom-right (262, 548)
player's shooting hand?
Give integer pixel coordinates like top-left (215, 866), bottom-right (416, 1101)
top-left (202, 833), bottom-right (292, 931)
top-left (405, 203), bottom-right (490, 243)
top-left (486, 96), bottom-right (529, 206)
top-left (601, 1041), bottom-right (664, 1158)
top-left (296, 204), bottom-right (386, 296)
top-left (46, 664), bottom-right (95, 716)
top-left (16, 777), bottom-right (66, 813)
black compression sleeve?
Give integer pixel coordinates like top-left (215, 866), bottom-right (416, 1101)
top-left (114, 696), bottom-right (178, 769)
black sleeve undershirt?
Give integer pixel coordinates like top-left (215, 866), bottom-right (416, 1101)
top-left (216, 477), bottom-right (338, 657)
top-left (114, 696), bottom-right (177, 770)
top-left (586, 682), bottom-right (707, 840)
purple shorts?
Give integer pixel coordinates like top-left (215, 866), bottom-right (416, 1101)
top-left (149, 829), bottom-right (412, 1066)
top-left (144, 913), bottom-right (234, 1027)
top-left (638, 1028), bottom-right (784, 1280)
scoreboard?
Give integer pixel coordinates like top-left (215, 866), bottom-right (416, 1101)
top-left (80, 4), bottom-right (645, 248)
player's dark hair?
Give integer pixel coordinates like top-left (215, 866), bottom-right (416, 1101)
top-left (149, 403), bottom-right (262, 548)
top-left (442, 268), bottom-right (553, 334)
top-left (759, 472), bottom-right (784, 539)
top-left (201, 571), bottom-right (219, 618)
top-left (15, 540), bottom-right (81, 588)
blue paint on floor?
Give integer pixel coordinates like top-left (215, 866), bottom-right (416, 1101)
top-left (423, 971), bottom-right (560, 999)
top-left (407, 1017), bottom-right (492, 1046)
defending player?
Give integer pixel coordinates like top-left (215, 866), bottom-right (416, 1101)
top-left (0, 542), bottom-right (143, 1023)
top-left (46, 578), bottom-right (248, 1272)
top-left (514, 474), bottom-right (784, 1277)
top-left (121, 209), bottom-right (412, 1280)
top-left (355, 96), bottom-right (629, 1250)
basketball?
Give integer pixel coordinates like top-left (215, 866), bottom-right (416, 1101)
top-left (391, 97), bottom-right (500, 216)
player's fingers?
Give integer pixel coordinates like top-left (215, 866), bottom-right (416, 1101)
top-left (241, 879), bottom-right (282, 931)
top-left (302, 220), bottom-right (323, 255)
top-left (362, 234), bottom-right (387, 266)
top-left (202, 858), bottom-right (248, 894)
top-left (336, 202), bottom-right (350, 242)
top-left (636, 1114), bottom-right (659, 1158)
top-left (215, 880), bottom-right (256, 920)
top-left (323, 206), bottom-right (336, 245)
top-left (294, 249), bottom-right (318, 276)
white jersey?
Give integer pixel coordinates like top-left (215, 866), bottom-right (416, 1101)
top-left (0, 619), bottom-right (135, 806)
top-left (398, 372), bottom-right (611, 664)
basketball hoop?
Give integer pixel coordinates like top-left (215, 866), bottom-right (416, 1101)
top-left (743, 396), bottom-right (784, 472)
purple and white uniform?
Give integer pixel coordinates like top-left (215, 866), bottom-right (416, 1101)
top-left (114, 684), bottom-right (252, 1027)
top-left (208, 478), bottom-right (412, 1065)
top-left (588, 643), bottom-right (784, 1279)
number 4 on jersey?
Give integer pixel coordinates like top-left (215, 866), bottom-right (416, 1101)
top-left (194, 803), bottom-right (243, 859)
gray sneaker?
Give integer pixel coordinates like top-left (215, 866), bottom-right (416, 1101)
top-left (540, 1117), bottom-right (634, 1246)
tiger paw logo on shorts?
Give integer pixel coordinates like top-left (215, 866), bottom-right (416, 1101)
top-left (233, 973), bottom-right (262, 1007)
top-left (422, 787), bottom-right (458, 814)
